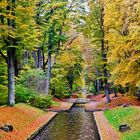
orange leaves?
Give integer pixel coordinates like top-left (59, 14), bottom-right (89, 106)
top-left (0, 103), bottom-right (56, 140)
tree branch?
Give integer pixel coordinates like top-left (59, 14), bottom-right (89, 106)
top-left (67, 0), bottom-right (75, 12)
top-left (43, 58), bottom-right (48, 70)
top-left (51, 28), bottom-right (62, 68)
top-left (64, 35), bottom-right (79, 50)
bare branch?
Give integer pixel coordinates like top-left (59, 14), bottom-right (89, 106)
top-left (64, 35), bottom-right (79, 49)
top-left (67, 0), bottom-right (75, 12)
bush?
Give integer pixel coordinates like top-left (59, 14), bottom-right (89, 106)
top-left (15, 85), bottom-right (53, 109)
top-left (17, 69), bottom-right (46, 94)
top-left (0, 92), bottom-right (7, 105)
top-left (0, 85), bottom-right (8, 105)
top-left (89, 84), bottom-right (96, 94)
top-left (15, 85), bottom-right (36, 103)
top-left (50, 74), bottom-right (70, 98)
top-left (33, 95), bottom-right (53, 109)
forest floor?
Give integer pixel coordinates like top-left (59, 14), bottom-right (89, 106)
top-left (0, 99), bottom-right (74, 140)
top-left (0, 103), bottom-right (57, 140)
top-left (85, 93), bottom-right (140, 111)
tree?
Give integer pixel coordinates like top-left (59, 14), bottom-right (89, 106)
top-left (81, 0), bottom-right (111, 102)
top-left (105, 0), bottom-right (140, 94)
top-left (57, 36), bottom-right (83, 94)
top-left (0, 0), bottom-right (39, 106)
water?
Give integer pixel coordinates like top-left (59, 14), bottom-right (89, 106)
top-left (32, 105), bottom-right (100, 140)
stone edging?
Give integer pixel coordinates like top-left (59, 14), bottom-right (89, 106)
top-left (93, 112), bottom-right (103, 140)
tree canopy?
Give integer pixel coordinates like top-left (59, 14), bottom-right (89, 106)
top-left (0, 0), bottom-right (140, 105)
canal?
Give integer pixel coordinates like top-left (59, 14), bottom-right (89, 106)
top-left (32, 104), bottom-right (100, 140)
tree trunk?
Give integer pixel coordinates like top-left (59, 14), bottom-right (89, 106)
top-left (100, 5), bottom-right (111, 103)
top-left (32, 51), bottom-right (38, 68)
top-left (14, 50), bottom-right (19, 77)
top-left (113, 87), bottom-right (117, 97)
top-left (97, 80), bottom-right (100, 92)
top-left (105, 88), bottom-right (111, 103)
top-left (45, 46), bottom-right (51, 95)
top-left (7, 0), bottom-right (16, 106)
top-left (96, 68), bottom-right (101, 92)
top-left (7, 48), bottom-right (15, 106)
top-left (94, 81), bottom-right (98, 93)
top-left (45, 7), bottom-right (54, 95)
top-left (37, 48), bottom-right (42, 68)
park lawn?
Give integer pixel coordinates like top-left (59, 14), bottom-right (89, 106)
top-left (104, 106), bottom-right (140, 140)
top-left (0, 103), bottom-right (57, 140)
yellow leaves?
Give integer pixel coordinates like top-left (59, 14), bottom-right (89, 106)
top-left (105, 0), bottom-right (140, 88)
top-left (0, 1), bottom-right (8, 8)
top-left (110, 52), bottom-right (140, 87)
top-left (75, 74), bottom-right (85, 88)
top-left (19, 24), bottom-right (28, 30)
top-left (16, 6), bottom-right (35, 18)
top-left (57, 51), bottom-right (76, 66)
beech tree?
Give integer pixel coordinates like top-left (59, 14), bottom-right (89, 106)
top-left (81, 0), bottom-right (111, 102)
top-left (105, 0), bottom-right (140, 94)
top-left (0, 0), bottom-right (39, 106)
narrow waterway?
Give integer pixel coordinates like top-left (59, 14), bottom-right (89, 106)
top-left (32, 104), bottom-right (100, 140)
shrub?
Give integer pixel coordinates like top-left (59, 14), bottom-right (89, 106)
top-left (33, 95), bottom-right (53, 109)
top-left (0, 85), bottom-right (8, 105)
top-left (89, 84), bottom-right (96, 94)
top-left (15, 85), bottom-right (36, 103)
top-left (50, 73), bottom-right (70, 98)
top-left (17, 69), bottom-right (46, 94)
top-left (15, 85), bottom-right (53, 109)
top-left (0, 92), bottom-right (7, 105)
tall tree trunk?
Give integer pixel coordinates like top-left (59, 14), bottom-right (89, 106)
top-left (45, 8), bottom-right (53, 95)
top-left (113, 87), bottom-right (117, 97)
top-left (45, 45), bottom-right (52, 95)
top-left (97, 80), bottom-right (100, 92)
top-left (32, 51), bottom-right (38, 68)
top-left (94, 80), bottom-right (98, 93)
top-left (100, 4), bottom-right (111, 103)
top-left (7, 0), bottom-right (16, 106)
top-left (37, 48), bottom-right (42, 68)
top-left (96, 67), bottom-right (101, 92)
top-left (14, 49), bottom-right (19, 77)
top-left (7, 48), bottom-right (15, 106)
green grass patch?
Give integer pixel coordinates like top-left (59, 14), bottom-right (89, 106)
top-left (104, 107), bottom-right (140, 140)
top-left (51, 100), bottom-right (61, 107)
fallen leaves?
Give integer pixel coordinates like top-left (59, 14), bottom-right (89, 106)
top-left (0, 103), bottom-right (57, 140)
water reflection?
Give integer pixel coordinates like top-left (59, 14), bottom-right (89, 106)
top-left (33, 105), bottom-right (100, 140)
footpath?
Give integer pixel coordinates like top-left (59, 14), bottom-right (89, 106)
top-left (94, 111), bottom-right (121, 140)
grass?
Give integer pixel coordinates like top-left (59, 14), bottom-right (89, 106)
top-left (104, 106), bottom-right (140, 140)
top-left (51, 100), bottom-right (61, 107)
